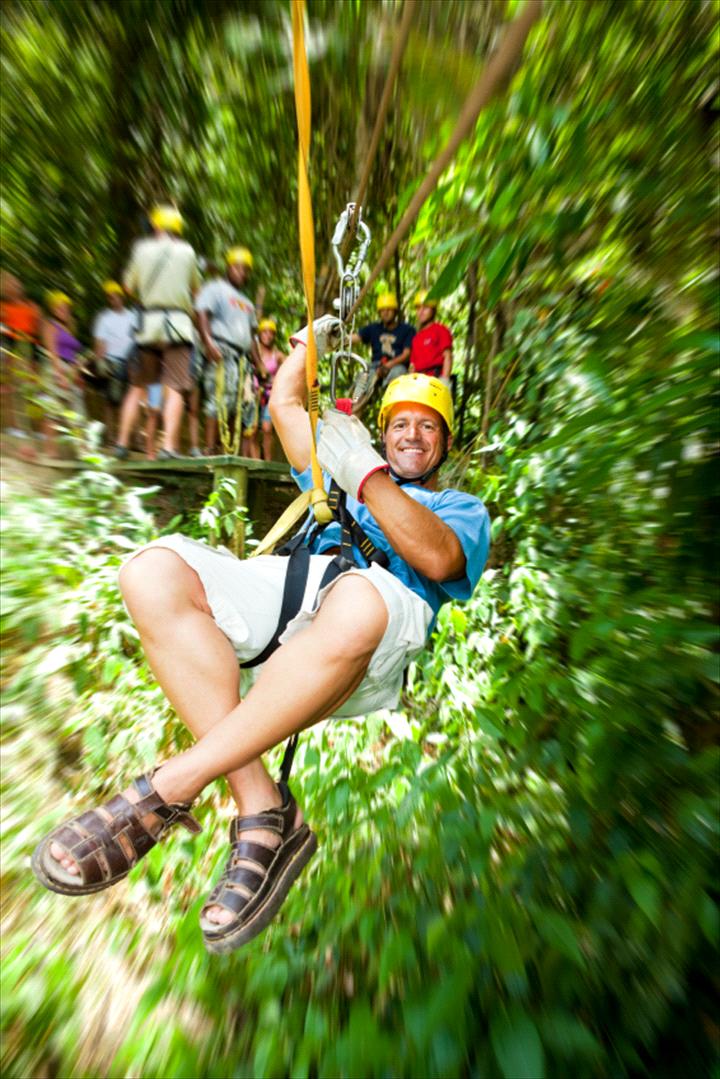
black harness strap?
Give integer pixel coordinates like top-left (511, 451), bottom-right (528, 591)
top-left (241, 544), bottom-right (311, 670)
top-left (244, 481), bottom-right (389, 781)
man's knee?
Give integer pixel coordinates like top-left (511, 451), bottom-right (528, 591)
top-left (119, 548), bottom-right (209, 620)
top-left (315, 577), bottom-right (388, 664)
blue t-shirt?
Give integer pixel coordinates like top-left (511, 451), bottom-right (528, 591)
top-left (358, 321), bottom-right (415, 368)
top-left (292, 466), bottom-right (490, 627)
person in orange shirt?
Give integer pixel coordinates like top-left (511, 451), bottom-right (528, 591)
top-left (0, 271), bottom-right (41, 436)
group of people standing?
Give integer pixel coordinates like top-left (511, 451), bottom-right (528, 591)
top-left (0, 204), bottom-right (287, 461)
top-left (97, 204), bottom-right (288, 462)
top-left (1, 204), bottom-right (455, 462)
top-left (353, 288), bottom-right (454, 391)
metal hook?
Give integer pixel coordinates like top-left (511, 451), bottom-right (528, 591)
top-left (329, 350), bottom-right (369, 402)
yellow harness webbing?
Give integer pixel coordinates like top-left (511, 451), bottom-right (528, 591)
top-left (291, 0), bottom-right (332, 526)
top-left (250, 0), bottom-right (332, 558)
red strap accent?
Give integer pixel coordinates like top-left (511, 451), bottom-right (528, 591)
top-left (357, 464), bottom-right (390, 502)
top-left (335, 397), bottom-right (353, 414)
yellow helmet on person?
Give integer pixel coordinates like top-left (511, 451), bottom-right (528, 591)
top-left (415, 288), bottom-right (438, 311)
top-left (258, 317), bottom-right (277, 333)
top-left (103, 280), bottom-right (124, 296)
top-left (376, 291), bottom-right (398, 312)
top-left (46, 290), bottom-right (72, 309)
top-left (378, 373), bottom-right (454, 434)
top-left (149, 204), bottom-right (183, 234)
top-left (226, 246), bottom-right (253, 269)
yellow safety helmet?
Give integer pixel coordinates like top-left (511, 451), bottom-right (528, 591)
top-left (376, 291), bottom-right (398, 312)
top-left (226, 246), bottom-right (254, 269)
top-left (46, 290), bottom-right (72, 309)
top-left (103, 280), bottom-right (124, 295)
top-left (258, 317), bottom-right (277, 333)
top-left (415, 288), bottom-right (438, 311)
top-left (150, 204), bottom-right (183, 234)
top-left (378, 373), bottom-right (454, 434)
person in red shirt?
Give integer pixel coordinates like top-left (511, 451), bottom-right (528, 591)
top-left (409, 290), bottom-right (453, 382)
top-left (0, 271), bottom-right (41, 437)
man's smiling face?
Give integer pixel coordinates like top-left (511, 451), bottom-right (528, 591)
top-left (382, 402), bottom-right (449, 481)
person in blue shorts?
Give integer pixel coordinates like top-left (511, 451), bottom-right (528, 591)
top-left (32, 315), bottom-right (490, 956)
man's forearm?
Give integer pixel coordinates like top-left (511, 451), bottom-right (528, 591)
top-left (385, 349), bottom-right (410, 370)
top-left (271, 343), bottom-right (307, 409)
top-left (268, 343), bottom-right (312, 470)
top-left (361, 471), bottom-right (465, 582)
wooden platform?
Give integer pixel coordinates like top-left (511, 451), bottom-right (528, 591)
top-left (30, 453), bottom-right (294, 556)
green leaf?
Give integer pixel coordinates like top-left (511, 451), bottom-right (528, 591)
top-left (627, 874), bottom-right (661, 927)
top-left (699, 893), bottom-right (719, 946)
top-left (491, 1008), bottom-right (545, 1079)
top-left (533, 909), bottom-right (586, 967)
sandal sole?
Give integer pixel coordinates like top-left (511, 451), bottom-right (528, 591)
top-left (31, 840), bottom-right (131, 896)
top-left (202, 827), bottom-right (318, 954)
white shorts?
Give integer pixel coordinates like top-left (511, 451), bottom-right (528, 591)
top-left (126, 535), bottom-right (433, 717)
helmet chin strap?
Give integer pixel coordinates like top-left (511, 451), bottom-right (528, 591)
top-left (383, 445), bottom-right (449, 487)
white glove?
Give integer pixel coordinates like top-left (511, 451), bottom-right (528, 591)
top-left (317, 409), bottom-right (389, 502)
top-left (290, 315), bottom-right (342, 357)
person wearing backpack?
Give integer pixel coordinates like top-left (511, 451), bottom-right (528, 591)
top-left (115, 204), bottom-right (200, 459)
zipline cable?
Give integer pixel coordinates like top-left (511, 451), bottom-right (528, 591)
top-left (345, 0), bottom-right (543, 322)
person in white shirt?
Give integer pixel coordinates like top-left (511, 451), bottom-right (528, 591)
top-left (116, 204), bottom-right (200, 459)
top-left (93, 280), bottom-right (137, 442)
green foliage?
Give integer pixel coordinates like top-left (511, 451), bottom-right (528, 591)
top-left (1, 0), bottom-right (718, 1076)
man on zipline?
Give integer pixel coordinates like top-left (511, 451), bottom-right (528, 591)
top-left (32, 314), bottom-right (489, 954)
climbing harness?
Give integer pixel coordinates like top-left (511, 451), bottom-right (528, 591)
top-left (214, 343), bottom-right (245, 456)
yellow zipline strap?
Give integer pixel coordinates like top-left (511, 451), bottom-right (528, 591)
top-left (291, 0), bottom-right (332, 525)
top-left (251, 488), bottom-right (313, 558)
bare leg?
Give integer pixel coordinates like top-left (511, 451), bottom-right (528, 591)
top-left (150, 571), bottom-right (387, 801)
top-left (50, 549), bottom-right (387, 926)
top-left (188, 387), bottom-right (200, 451)
top-left (103, 399), bottom-right (116, 443)
top-left (262, 422), bottom-right (273, 461)
top-left (117, 385), bottom-right (145, 448)
top-left (162, 386), bottom-right (184, 452)
top-left (41, 415), bottom-right (60, 458)
top-left (48, 550), bottom-right (279, 890)
top-left (242, 433), bottom-right (260, 459)
top-left (145, 408), bottom-right (159, 459)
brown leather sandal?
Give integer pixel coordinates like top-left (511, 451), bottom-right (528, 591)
top-left (31, 772), bottom-right (202, 896)
top-left (200, 781), bottom-right (317, 954)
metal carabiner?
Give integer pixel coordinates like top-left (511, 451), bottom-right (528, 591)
top-left (329, 350), bottom-right (369, 402)
top-left (331, 203), bottom-right (372, 321)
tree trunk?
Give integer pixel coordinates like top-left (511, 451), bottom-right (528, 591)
top-left (458, 260), bottom-right (478, 445)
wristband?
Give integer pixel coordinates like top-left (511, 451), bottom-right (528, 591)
top-left (357, 463), bottom-right (390, 503)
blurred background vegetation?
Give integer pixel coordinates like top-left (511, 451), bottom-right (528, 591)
top-left (1, 0), bottom-right (718, 1076)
